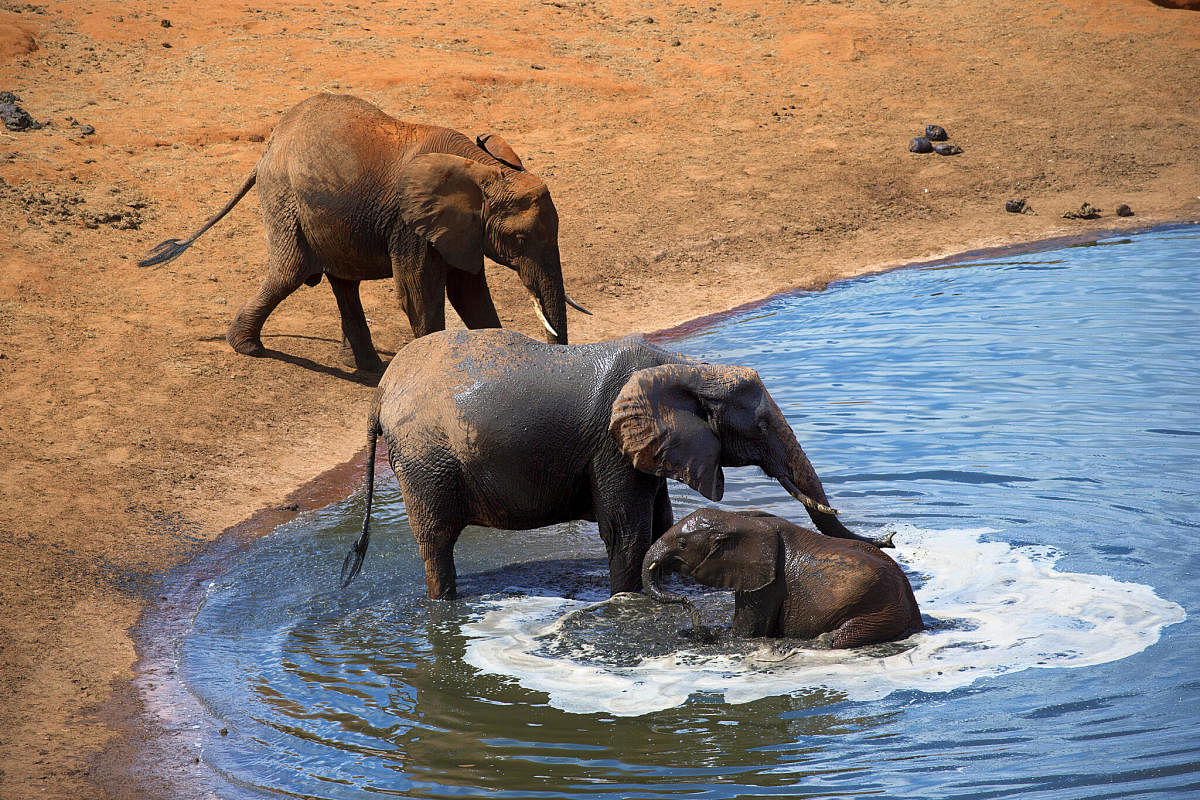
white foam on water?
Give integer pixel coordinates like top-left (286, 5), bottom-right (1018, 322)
top-left (461, 527), bottom-right (1186, 716)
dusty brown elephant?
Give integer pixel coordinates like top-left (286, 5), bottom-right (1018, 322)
top-left (340, 328), bottom-right (890, 600)
top-left (643, 508), bottom-right (922, 647)
top-left (139, 92), bottom-right (588, 370)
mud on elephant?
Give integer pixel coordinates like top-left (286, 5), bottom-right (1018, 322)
top-left (139, 92), bottom-right (588, 370)
top-left (341, 328), bottom-right (888, 600)
top-left (643, 508), bottom-right (922, 648)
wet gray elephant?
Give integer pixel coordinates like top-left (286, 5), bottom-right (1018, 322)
top-left (341, 328), bottom-right (888, 600)
top-left (139, 93), bottom-right (588, 370)
top-left (643, 508), bottom-right (921, 647)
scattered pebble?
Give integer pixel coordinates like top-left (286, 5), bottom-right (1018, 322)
top-left (1062, 202), bottom-right (1101, 219)
top-left (907, 124), bottom-right (961, 155)
top-left (1005, 198), bottom-right (1034, 214)
top-left (161, 19), bottom-right (172, 28)
top-left (909, 136), bottom-right (933, 153)
top-left (1116, 203), bottom-right (1134, 217)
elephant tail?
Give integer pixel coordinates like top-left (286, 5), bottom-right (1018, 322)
top-left (137, 168), bottom-right (257, 267)
top-left (341, 403), bottom-right (382, 587)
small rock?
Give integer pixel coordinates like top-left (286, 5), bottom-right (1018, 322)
top-left (162, 42), bottom-right (172, 48)
top-left (79, 124), bottom-right (95, 136)
top-left (1, 99), bottom-right (44, 132)
top-left (530, 63), bottom-right (545, 70)
top-left (909, 136), bottom-right (933, 153)
top-left (932, 142), bottom-right (963, 156)
top-left (1116, 203), bottom-right (1134, 217)
top-left (1005, 198), bottom-right (1034, 214)
top-left (219, 727), bottom-right (228, 736)
top-left (161, 19), bottom-right (172, 27)
top-left (1062, 202), bottom-right (1101, 220)
top-left (925, 124), bottom-right (949, 141)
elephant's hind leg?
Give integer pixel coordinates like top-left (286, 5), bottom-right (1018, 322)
top-left (228, 211), bottom-right (311, 357)
top-left (829, 611), bottom-right (908, 649)
top-left (329, 276), bottom-right (384, 372)
top-left (228, 270), bottom-right (306, 357)
top-left (396, 470), bottom-right (466, 600)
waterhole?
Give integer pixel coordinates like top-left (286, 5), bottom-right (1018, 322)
top-left (170, 225), bottom-right (1196, 798)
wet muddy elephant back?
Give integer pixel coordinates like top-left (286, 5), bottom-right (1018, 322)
top-left (138, 92), bottom-right (588, 371)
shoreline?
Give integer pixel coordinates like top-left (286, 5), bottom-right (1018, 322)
top-left (103, 214), bottom-right (1198, 797)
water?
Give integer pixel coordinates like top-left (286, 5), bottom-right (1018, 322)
top-left (179, 225), bottom-right (1199, 799)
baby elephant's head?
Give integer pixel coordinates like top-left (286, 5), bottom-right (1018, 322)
top-left (641, 509), bottom-right (781, 633)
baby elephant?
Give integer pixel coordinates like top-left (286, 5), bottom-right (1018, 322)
top-left (642, 509), bottom-right (923, 648)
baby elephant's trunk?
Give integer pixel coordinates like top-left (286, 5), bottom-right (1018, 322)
top-left (642, 539), bottom-right (706, 635)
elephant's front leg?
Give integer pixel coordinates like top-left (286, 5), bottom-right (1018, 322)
top-left (446, 265), bottom-right (502, 330)
top-left (732, 585), bottom-right (784, 638)
top-left (590, 468), bottom-right (660, 594)
top-left (651, 478), bottom-right (673, 542)
top-left (392, 243), bottom-right (447, 338)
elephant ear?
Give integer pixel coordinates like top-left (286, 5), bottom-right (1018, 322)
top-left (395, 153), bottom-right (500, 274)
top-left (476, 133), bottom-right (525, 171)
top-left (609, 364), bottom-right (725, 501)
top-left (691, 528), bottom-right (778, 593)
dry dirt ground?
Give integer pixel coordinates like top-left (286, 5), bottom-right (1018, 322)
top-left (0, 0), bottom-right (1197, 796)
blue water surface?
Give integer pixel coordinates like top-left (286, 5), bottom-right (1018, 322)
top-left (180, 225), bottom-right (1199, 799)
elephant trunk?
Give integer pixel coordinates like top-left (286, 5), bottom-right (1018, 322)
top-left (519, 253), bottom-right (568, 345)
top-left (771, 417), bottom-right (884, 546)
top-left (642, 539), bottom-right (706, 634)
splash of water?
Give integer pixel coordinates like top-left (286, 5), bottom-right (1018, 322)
top-left (462, 526), bottom-right (1185, 716)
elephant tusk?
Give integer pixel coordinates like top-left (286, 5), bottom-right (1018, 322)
top-left (806, 497), bottom-right (839, 516)
top-left (780, 476), bottom-right (839, 516)
top-left (531, 296), bottom-right (559, 339)
top-left (565, 292), bottom-right (593, 315)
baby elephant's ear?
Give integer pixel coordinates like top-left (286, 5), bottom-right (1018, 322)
top-left (691, 528), bottom-right (778, 592)
top-left (609, 364), bottom-right (724, 501)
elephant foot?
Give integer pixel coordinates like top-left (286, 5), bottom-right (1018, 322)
top-left (227, 328), bottom-right (266, 357)
top-left (340, 345), bottom-right (384, 373)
